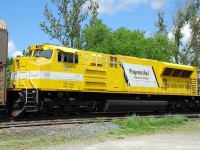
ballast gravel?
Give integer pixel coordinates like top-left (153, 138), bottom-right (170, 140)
top-left (0, 122), bottom-right (119, 140)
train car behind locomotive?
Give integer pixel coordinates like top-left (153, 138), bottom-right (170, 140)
top-left (0, 19), bottom-right (8, 111)
top-left (8, 43), bottom-right (200, 117)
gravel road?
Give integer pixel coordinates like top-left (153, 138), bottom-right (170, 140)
top-left (45, 133), bottom-right (200, 150)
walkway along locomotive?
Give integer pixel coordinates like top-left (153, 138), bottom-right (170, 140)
top-left (7, 43), bottom-right (200, 117)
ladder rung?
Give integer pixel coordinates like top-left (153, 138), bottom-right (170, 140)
top-left (25, 110), bottom-right (38, 112)
top-left (26, 101), bottom-right (35, 103)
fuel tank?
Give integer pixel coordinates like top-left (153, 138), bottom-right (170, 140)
top-left (105, 100), bottom-right (168, 112)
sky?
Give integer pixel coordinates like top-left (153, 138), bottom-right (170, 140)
top-left (0, 0), bottom-right (190, 58)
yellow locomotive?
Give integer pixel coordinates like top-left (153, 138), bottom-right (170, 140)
top-left (8, 43), bottom-right (200, 116)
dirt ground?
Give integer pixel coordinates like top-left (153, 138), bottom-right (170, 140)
top-left (44, 133), bottom-right (200, 150)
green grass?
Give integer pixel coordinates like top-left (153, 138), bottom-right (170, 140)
top-left (110, 115), bottom-right (188, 135)
top-left (0, 135), bottom-right (70, 150)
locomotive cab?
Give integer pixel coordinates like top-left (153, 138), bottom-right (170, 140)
top-left (10, 45), bottom-right (53, 89)
top-left (9, 44), bottom-right (82, 116)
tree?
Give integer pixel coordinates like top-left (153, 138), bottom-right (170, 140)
top-left (111, 28), bottom-right (171, 61)
top-left (88, 0), bottom-right (99, 27)
top-left (172, 2), bottom-right (185, 64)
top-left (155, 11), bottom-right (167, 36)
top-left (145, 35), bottom-right (173, 61)
top-left (40, 0), bottom-right (99, 48)
top-left (184, 0), bottom-right (200, 66)
top-left (170, 0), bottom-right (199, 65)
top-left (155, 11), bottom-right (177, 62)
top-left (83, 21), bottom-right (171, 61)
top-left (112, 28), bottom-right (146, 57)
top-left (82, 19), bottom-right (114, 54)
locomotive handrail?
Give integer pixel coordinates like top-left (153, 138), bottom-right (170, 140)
top-left (96, 54), bottom-right (98, 66)
top-left (85, 52), bottom-right (118, 68)
top-left (106, 57), bottom-right (108, 67)
top-left (86, 52), bottom-right (88, 65)
top-left (29, 77), bottom-right (39, 104)
top-left (127, 79), bottom-right (196, 96)
top-left (18, 74), bottom-right (28, 104)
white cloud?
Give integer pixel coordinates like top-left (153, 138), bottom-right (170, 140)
top-left (96, 0), bottom-right (167, 15)
top-left (12, 51), bottom-right (23, 58)
top-left (167, 31), bottom-right (174, 40)
top-left (8, 40), bottom-right (22, 58)
top-left (8, 40), bottom-right (16, 57)
top-left (151, 0), bottom-right (166, 10)
top-left (181, 23), bottom-right (191, 45)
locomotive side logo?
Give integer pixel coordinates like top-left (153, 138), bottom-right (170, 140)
top-left (121, 62), bottom-right (158, 87)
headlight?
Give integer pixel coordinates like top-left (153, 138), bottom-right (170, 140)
top-left (12, 82), bottom-right (16, 87)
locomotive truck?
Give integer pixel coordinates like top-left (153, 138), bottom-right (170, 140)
top-left (1, 19), bottom-right (200, 117)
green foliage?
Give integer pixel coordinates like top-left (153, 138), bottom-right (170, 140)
top-left (82, 20), bottom-right (172, 61)
top-left (88, 0), bottom-right (99, 27)
top-left (39, 0), bottom-right (198, 64)
top-left (144, 35), bottom-right (173, 61)
top-left (38, 1), bottom-right (179, 62)
top-left (168, 0), bottom-right (200, 65)
top-left (112, 28), bottom-right (146, 57)
top-left (184, 0), bottom-right (200, 66)
top-left (155, 11), bottom-right (167, 36)
top-left (40, 0), bottom-right (99, 48)
top-left (0, 135), bottom-right (69, 150)
top-left (82, 19), bottom-right (113, 54)
top-left (112, 115), bottom-right (188, 133)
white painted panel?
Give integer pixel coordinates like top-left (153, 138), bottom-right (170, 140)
top-left (121, 62), bottom-right (158, 87)
top-left (11, 71), bottom-right (84, 81)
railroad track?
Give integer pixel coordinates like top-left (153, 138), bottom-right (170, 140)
top-left (0, 117), bottom-right (124, 129)
top-left (0, 114), bottom-right (200, 129)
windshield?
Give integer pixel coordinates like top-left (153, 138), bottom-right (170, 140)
top-left (33, 50), bottom-right (52, 59)
top-left (24, 50), bottom-right (32, 57)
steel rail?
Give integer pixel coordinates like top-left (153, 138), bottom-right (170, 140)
top-left (0, 114), bottom-right (199, 129)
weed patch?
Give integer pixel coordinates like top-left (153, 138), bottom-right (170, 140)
top-left (111, 115), bottom-right (188, 135)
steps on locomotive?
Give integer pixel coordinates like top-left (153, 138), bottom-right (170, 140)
top-left (24, 90), bottom-right (39, 112)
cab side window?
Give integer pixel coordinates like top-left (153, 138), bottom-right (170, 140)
top-left (64, 53), bottom-right (73, 63)
top-left (58, 52), bottom-right (62, 61)
top-left (58, 52), bottom-right (78, 64)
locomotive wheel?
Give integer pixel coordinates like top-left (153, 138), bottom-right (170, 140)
top-left (57, 106), bottom-right (74, 116)
top-left (43, 105), bottom-right (55, 116)
top-left (79, 107), bottom-right (91, 115)
top-left (19, 110), bottom-right (30, 118)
